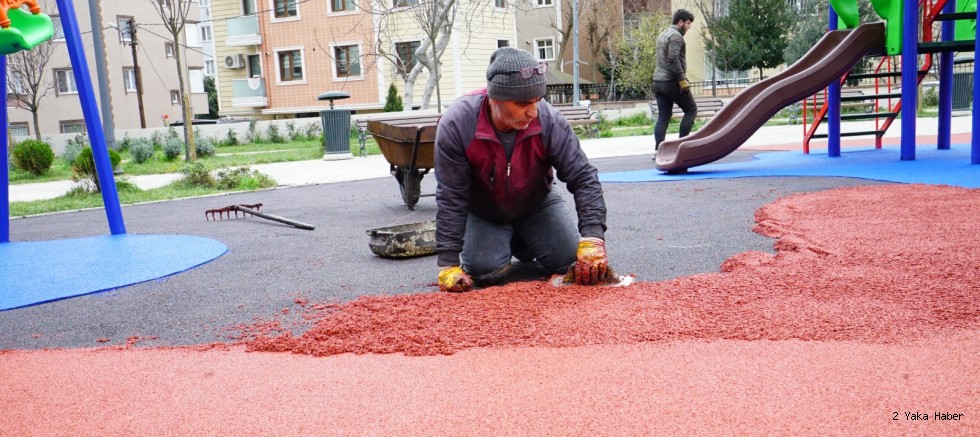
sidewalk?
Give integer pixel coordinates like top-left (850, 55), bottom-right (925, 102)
top-left (7, 116), bottom-right (975, 203)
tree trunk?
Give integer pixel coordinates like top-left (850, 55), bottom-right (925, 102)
top-left (175, 38), bottom-right (196, 161)
top-left (32, 110), bottom-right (41, 140)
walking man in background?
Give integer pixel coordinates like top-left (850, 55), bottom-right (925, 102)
top-left (652, 9), bottom-right (697, 157)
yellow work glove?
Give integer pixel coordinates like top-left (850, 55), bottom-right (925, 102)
top-left (574, 237), bottom-right (608, 286)
top-left (679, 79), bottom-right (691, 93)
top-left (438, 266), bottom-right (474, 293)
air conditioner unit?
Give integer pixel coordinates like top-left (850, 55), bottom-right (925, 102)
top-left (224, 54), bottom-right (245, 69)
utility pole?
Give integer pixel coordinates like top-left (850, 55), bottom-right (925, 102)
top-left (128, 18), bottom-right (147, 128)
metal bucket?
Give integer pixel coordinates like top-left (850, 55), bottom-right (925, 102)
top-left (366, 220), bottom-right (437, 258)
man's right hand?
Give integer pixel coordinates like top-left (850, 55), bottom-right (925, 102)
top-left (679, 79), bottom-right (691, 93)
top-left (438, 266), bottom-right (474, 293)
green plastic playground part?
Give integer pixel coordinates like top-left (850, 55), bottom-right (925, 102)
top-left (0, 8), bottom-right (54, 55)
top-left (955, 0), bottom-right (977, 41)
top-left (829, 0), bottom-right (861, 29)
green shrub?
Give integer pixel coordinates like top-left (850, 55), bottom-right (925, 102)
top-left (163, 137), bottom-right (184, 161)
top-left (62, 132), bottom-right (89, 164)
top-left (286, 121), bottom-right (299, 141)
top-left (179, 161), bottom-right (214, 187)
top-left (922, 87), bottom-right (939, 107)
top-left (129, 138), bottom-right (155, 164)
top-left (196, 136), bottom-right (216, 157)
top-left (71, 147), bottom-right (121, 192)
top-left (150, 131), bottom-right (165, 149)
top-left (214, 166), bottom-right (276, 190)
top-left (246, 120), bottom-right (261, 143)
top-left (304, 122), bottom-right (321, 140)
top-left (167, 125), bottom-right (179, 140)
top-left (116, 134), bottom-right (135, 151)
top-left (12, 139), bottom-right (55, 175)
top-left (266, 123), bottom-right (285, 143)
top-left (224, 128), bottom-right (239, 146)
top-left (383, 83), bottom-right (404, 112)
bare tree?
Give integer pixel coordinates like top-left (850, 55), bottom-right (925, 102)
top-left (148, 0), bottom-right (196, 161)
top-left (8, 40), bottom-right (55, 140)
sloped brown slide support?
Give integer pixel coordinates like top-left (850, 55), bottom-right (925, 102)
top-left (655, 22), bottom-right (887, 173)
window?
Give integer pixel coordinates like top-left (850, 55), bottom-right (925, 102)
top-left (495, 0), bottom-right (506, 7)
top-left (497, 39), bottom-right (509, 48)
top-left (395, 41), bottom-right (420, 74)
top-left (534, 38), bottom-right (555, 61)
top-left (10, 122), bottom-right (29, 137)
top-left (116, 16), bottom-right (133, 43)
top-left (334, 45), bottom-right (360, 77)
top-left (278, 49), bottom-right (304, 81)
top-left (247, 54), bottom-right (262, 78)
top-left (243, 0), bottom-right (256, 15)
top-left (170, 90), bottom-right (181, 104)
top-left (50, 16), bottom-right (65, 40)
top-left (123, 68), bottom-right (137, 92)
top-left (60, 120), bottom-right (86, 134)
top-left (185, 23), bottom-right (202, 47)
top-left (189, 69), bottom-right (205, 93)
top-left (536, 0), bottom-right (552, 6)
top-left (393, 0), bottom-right (417, 8)
top-left (165, 42), bottom-right (175, 58)
top-left (331, 0), bottom-right (356, 12)
top-left (200, 25), bottom-right (212, 42)
top-left (274, 0), bottom-right (298, 18)
top-left (55, 69), bottom-right (78, 94)
top-left (205, 59), bottom-right (216, 76)
top-left (200, 0), bottom-right (210, 7)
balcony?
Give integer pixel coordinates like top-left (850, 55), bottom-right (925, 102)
top-left (226, 15), bottom-right (261, 46)
top-left (231, 78), bottom-right (268, 108)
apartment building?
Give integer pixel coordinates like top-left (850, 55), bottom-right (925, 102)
top-left (7, 0), bottom-right (208, 138)
top-left (212, 0), bottom-right (514, 119)
top-left (199, 0), bottom-right (218, 77)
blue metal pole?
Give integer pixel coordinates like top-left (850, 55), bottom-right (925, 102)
top-left (1, 56), bottom-right (9, 243)
top-left (937, 0), bottom-right (955, 150)
top-left (901, 0), bottom-right (918, 161)
top-left (55, 0), bottom-right (126, 234)
top-left (974, 3), bottom-right (980, 164)
top-left (828, 5), bottom-right (842, 157)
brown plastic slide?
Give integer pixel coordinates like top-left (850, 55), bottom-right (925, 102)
top-left (655, 22), bottom-right (887, 173)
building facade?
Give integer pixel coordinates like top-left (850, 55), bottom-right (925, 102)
top-left (6, 0), bottom-right (208, 139)
top-left (212, 0), bottom-right (515, 119)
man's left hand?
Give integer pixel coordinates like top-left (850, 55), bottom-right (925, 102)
top-left (575, 237), bottom-right (608, 285)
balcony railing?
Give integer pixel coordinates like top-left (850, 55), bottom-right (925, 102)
top-left (231, 78), bottom-right (268, 108)
top-left (226, 15), bottom-right (261, 46)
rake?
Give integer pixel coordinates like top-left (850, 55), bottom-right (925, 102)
top-left (205, 203), bottom-right (316, 231)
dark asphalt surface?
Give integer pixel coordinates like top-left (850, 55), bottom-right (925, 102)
top-left (0, 151), bottom-right (882, 350)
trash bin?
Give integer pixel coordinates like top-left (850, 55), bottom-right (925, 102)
top-left (318, 91), bottom-right (353, 160)
top-left (952, 71), bottom-right (974, 110)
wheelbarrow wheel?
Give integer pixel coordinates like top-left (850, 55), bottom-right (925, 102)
top-left (395, 168), bottom-right (423, 210)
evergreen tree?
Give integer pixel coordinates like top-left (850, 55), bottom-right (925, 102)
top-left (383, 83), bottom-right (404, 112)
top-left (706, 0), bottom-right (790, 80)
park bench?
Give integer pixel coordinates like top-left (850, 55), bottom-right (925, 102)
top-left (647, 97), bottom-right (726, 120)
top-left (800, 88), bottom-right (878, 111)
top-left (553, 104), bottom-right (601, 139)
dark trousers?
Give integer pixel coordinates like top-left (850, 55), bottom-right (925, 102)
top-left (460, 191), bottom-right (578, 285)
top-left (653, 80), bottom-right (697, 149)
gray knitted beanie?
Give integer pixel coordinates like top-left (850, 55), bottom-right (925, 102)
top-left (486, 47), bottom-right (547, 101)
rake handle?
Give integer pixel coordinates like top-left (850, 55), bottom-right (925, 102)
top-left (233, 205), bottom-right (316, 231)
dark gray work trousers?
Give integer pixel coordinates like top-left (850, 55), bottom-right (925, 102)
top-left (653, 80), bottom-right (698, 149)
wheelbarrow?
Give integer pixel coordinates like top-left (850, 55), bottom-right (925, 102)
top-left (366, 119), bottom-right (437, 210)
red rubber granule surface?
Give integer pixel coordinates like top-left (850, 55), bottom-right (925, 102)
top-left (247, 184), bottom-right (980, 356)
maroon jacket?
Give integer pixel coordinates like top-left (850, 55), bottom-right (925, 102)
top-left (434, 89), bottom-right (606, 267)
